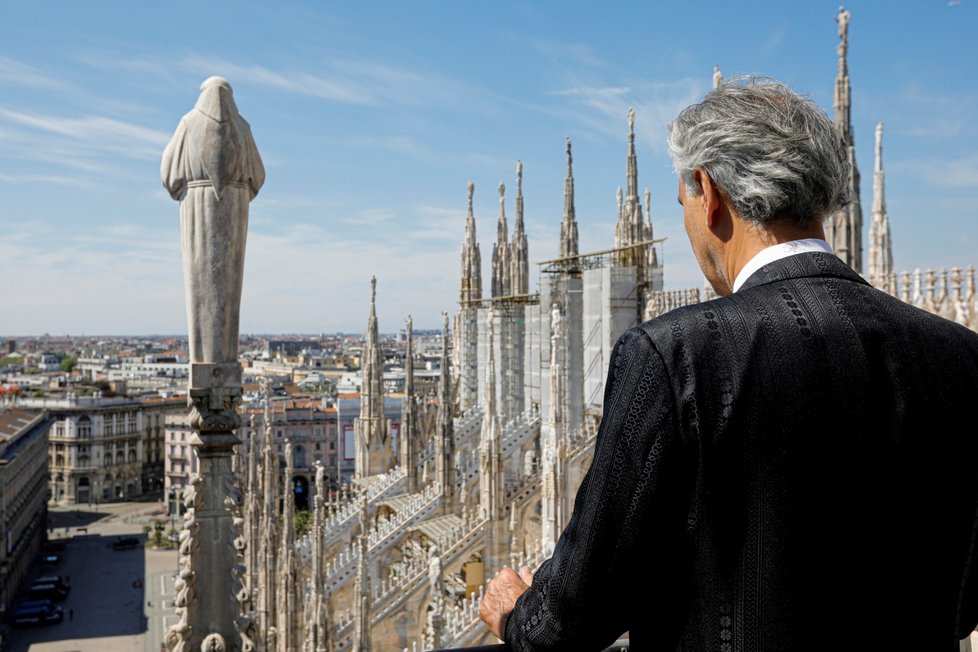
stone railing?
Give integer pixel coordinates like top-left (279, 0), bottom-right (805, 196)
top-left (323, 482), bottom-right (442, 592)
top-left (645, 266), bottom-right (978, 333)
top-left (321, 466), bottom-right (407, 547)
top-left (645, 287), bottom-right (702, 320)
top-left (891, 266), bottom-right (977, 330)
top-left (419, 406), bottom-right (484, 471)
top-left (332, 512), bottom-right (488, 649)
top-left (499, 407), bottom-right (541, 459)
top-left (452, 405), bottom-right (485, 452)
top-left (435, 543), bottom-right (545, 650)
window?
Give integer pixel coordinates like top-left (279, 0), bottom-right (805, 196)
top-left (77, 416), bottom-right (92, 439)
top-left (329, 441), bottom-right (335, 451)
top-left (315, 442), bottom-right (321, 451)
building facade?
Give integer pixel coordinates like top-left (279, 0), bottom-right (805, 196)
top-left (0, 409), bottom-right (52, 617)
top-left (26, 394), bottom-right (145, 505)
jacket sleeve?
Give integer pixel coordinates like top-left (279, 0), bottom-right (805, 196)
top-left (504, 326), bottom-right (693, 651)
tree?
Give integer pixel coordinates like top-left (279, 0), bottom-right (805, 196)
top-left (295, 509), bottom-right (313, 536)
top-left (60, 357), bottom-right (77, 373)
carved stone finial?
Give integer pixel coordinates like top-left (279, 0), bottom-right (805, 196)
top-left (628, 107), bottom-right (635, 136)
top-left (467, 180), bottom-right (474, 206)
top-left (370, 275), bottom-right (377, 305)
top-left (516, 160), bottom-right (523, 182)
top-left (616, 185), bottom-right (623, 207)
top-left (201, 633), bottom-right (226, 652)
top-left (499, 181), bottom-right (505, 199)
top-left (713, 64), bottom-right (723, 90)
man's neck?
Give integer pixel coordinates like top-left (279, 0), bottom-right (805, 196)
top-left (722, 218), bottom-right (827, 292)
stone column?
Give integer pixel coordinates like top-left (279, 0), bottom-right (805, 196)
top-left (162, 76), bottom-right (264, 652)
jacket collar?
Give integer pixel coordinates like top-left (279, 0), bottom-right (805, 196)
top-left (737, 251), bottom-right (871, 292)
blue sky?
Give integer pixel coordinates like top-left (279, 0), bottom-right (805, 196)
top-left (1, 1), bottom-right (975, 335)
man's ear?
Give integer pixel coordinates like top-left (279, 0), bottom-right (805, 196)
top-left (696, 169), bottom-right (724, 229)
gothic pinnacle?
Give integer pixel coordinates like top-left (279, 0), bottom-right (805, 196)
top-left (560, 137), bottom-right (579, 261)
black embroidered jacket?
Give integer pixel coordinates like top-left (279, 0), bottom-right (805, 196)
top-left (505, 252), bottom-right (978, 651)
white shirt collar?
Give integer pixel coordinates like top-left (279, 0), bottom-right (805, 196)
top-left (732, 238), bottom-right (834, 293)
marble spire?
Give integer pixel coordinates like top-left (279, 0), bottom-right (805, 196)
top-left (351, 494), bottom-right (371, 652)
top-left (460, 181), bottom-right (483, 306)
top-left (259, 399), bottom-right (279, 647)
top-left (277, 441), bottom-right (298, 652)
top-left (614, 108), bottom-right (650, 270)
top-left (559, 137), bottom-right (579, 261)
top-left (869, 121), bottom-right (893, 288)
top-left (436, 312), bottom-right (456, 513)
top-left (645, 187), bottom-right (659, 275)
top-left (310, 462), bottom-right (331, 652)
top-left (492, 182), bottom-right (512, 297)
top-left (478, 308), bottom-right (503, 524)
top-left (354, 276), bottom-right (392, 478)
top-left (246, 414), bottom-right (260, 613)
top-left (510, 161), bottom-right (530, 296)
top-left (541, 304), bottom-right (564, 558)
top-left (826, 6), bottom-right (863, 272)
top-left (401, 315), bottom-right (420, 493)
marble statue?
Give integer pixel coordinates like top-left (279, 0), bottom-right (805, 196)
top-left (162, 76), bottom-right (265, 365)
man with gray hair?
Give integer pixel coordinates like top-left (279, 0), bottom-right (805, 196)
top-left (481, 78), bottom-right (978, 650)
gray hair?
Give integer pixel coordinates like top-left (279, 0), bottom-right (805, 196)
top-left (667, 76), bottom-right (851, 227)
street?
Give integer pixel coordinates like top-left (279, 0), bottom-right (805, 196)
top-left (5, 501), bottom-right (179, 652)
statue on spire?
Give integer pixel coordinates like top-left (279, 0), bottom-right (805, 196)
top-left (837, 6), bottom-right (851, 43)
top-left (492, 181), bottom-right (511, 297)
top-left (560, 138), bottom-right (579, 262)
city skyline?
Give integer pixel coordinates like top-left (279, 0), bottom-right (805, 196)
top-left (1, 1), bottom-right (976, 335)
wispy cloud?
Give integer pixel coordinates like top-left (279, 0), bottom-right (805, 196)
top-left (0, 108), bottom-right (169, 148)
top-left (83, 53), bottom-right (480, 112)
top-left (352, 134), bottom-right (437, 162)
top-left (550, 79), bottom-right (706, 151)
top-left (0, 106), bottom-right (171, 182)
top-left (525, 37), bottom-right (605, 69)
top-left (0, 172), bottom-right (86, 187)
top-left (759, 27), bottom-right (786, 58)
top-left (896, 83), bottom-right (976, 140)
top-left (0, 56), bottom-right (76, 93)
top-left (900, 156), bottom-right (978, 188)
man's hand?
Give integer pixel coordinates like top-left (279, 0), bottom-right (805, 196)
top-left (480, 565), bottom-right (535, 640)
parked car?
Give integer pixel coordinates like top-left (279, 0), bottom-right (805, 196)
top-left (26, 584), bottom-right (68, 602)
top-left (112, 536), bottom-right (140, 551)
top-left (12, 601), bottom-right (62, 626)
top-left (33, 576), bottom-right (70, 593)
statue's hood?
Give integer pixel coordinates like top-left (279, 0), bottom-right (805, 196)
top-left (194, 76), bottom-right (238, 123)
